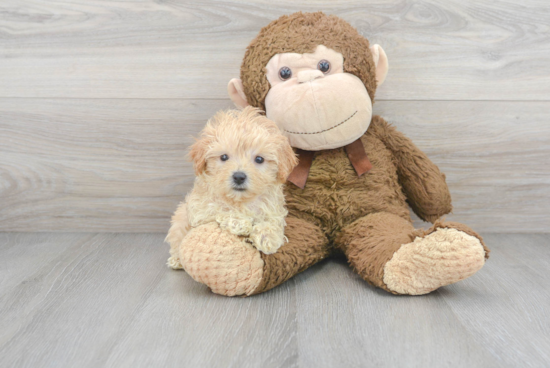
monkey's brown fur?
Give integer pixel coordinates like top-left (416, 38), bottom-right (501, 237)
top-left (252, 116), bottom-right (489, 294)
top-left (247, 12), bottom-right (488, 295)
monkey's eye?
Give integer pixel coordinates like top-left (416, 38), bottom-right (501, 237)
top-left (255, 156), bottom-right (265, 164)
top-left (220, 154), bottom-right (229, 161)
top-left (278, 67), bottom-right (292, 81)
top-left (318, 60), bottom-right (331, 73)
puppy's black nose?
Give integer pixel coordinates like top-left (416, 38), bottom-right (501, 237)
top-left (232, 172), bottom-right (247, 185)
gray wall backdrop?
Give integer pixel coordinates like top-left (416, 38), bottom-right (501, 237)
top-left (1, 0), bottom-right (549, 232)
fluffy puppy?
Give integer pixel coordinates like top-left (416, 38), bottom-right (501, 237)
top-left (166, 107), bottom-right (298, 269)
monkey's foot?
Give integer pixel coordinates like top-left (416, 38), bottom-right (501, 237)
top-left (179, 222), bottom-right (264, 296)
top-left (382, 227), bottom-right (487, 295)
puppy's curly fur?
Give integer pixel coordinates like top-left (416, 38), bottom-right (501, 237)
top-left (166, 107), bottom-right (298, 269)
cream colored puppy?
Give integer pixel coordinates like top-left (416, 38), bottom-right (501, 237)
top-left (166, 107), bottom-right (298, 269)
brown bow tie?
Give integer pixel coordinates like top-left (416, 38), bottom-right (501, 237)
top-left (287, 138), bottom-right (373, 189)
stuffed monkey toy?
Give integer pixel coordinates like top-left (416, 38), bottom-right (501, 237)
top-left (167, 12), bottom-right (490, 296)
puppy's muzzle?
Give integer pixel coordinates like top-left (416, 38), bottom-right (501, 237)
top-left (232, 171), bottom-right (247, 191)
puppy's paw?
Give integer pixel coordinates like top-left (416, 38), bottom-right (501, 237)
top-left (217, 215), bottom-right (253, 236)
top-left (250, 223), bottom-right (285, 254)
top-left (167, 256), bottom-right (184, 270)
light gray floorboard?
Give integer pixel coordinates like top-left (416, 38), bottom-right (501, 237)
top-left (294, 259), bottom-right (499, 368)
top-left (438, 234), bottom-right (550, 367)
top-left (104, 266), bottom-right (297, 368)
top-left (0, 233), bottom-right (167, 367)
top-left (0, 233), bottom-right (297, 368)
top-left (1, 233), bottom-right (549, 367)
top-left (294, 234), bottom-right (550, 368)
top-left (0, 233), bottom-right (96, 293)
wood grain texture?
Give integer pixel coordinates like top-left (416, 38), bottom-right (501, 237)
top-left (1, 98), bottom-right (548, 232)
top-left (294, 233), bottom-right (550, 368)
top-left (0, 98), bottom-right (230, 232)
top-left (376, 100), bottom-right (550, 232)
top-left (0, 0), bottom-right (549, 100)
top-left (439, 234), bottom-right (550, 367)
top-left (1, 232), bottom-right (549, 367)
top-left (0, 232), bottom-right (298, 368)
top-left (294, 260), bottom-right (499, 368)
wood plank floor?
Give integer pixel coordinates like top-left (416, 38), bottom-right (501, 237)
top-left (0, 233), bottom-right (548, 368)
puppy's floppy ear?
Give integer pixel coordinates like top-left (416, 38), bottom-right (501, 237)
top-left (276, 136), bottom-right (299, 183)
top-left (188, 136), bottom-right (211, 175)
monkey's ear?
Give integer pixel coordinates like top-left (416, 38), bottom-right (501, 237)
top-left (228, 78), bottom-right (250, 109)
top-left (369, 44), bottom-right (389, 86)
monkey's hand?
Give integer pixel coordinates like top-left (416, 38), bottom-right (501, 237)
top-left (216, 214), bottom-right (254, 237)
top-left (249, 221), bottom-right (286, 254)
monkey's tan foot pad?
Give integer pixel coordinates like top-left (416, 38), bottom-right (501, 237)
top-left (179, 222), bottom-right (264, 297)
top-left (382, 228), bottom-right (486, 295)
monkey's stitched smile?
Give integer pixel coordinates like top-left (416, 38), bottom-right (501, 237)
top-left (284, 111), bottom-right (358, 135)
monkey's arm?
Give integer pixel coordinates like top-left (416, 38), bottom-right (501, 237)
top-left (370, 116), bottom-right (452, 223)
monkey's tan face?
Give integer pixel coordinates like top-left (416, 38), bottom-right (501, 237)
top-left (264, 45), bottom-right (373, 151)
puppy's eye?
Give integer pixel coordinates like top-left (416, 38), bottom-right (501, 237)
top-left (255, 156), bottom-right (265, 164)
top-left (317, 60), bottom-right (331, 73)
top-left (220, 154), bottom-right (229, 161)
top-left (279, 67), bottom-right (292, 81)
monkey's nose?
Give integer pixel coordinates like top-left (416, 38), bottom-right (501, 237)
top-left (232, 172), bottom-right (247, 185)
top-left (297, 70), bottom-right (324, 83)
